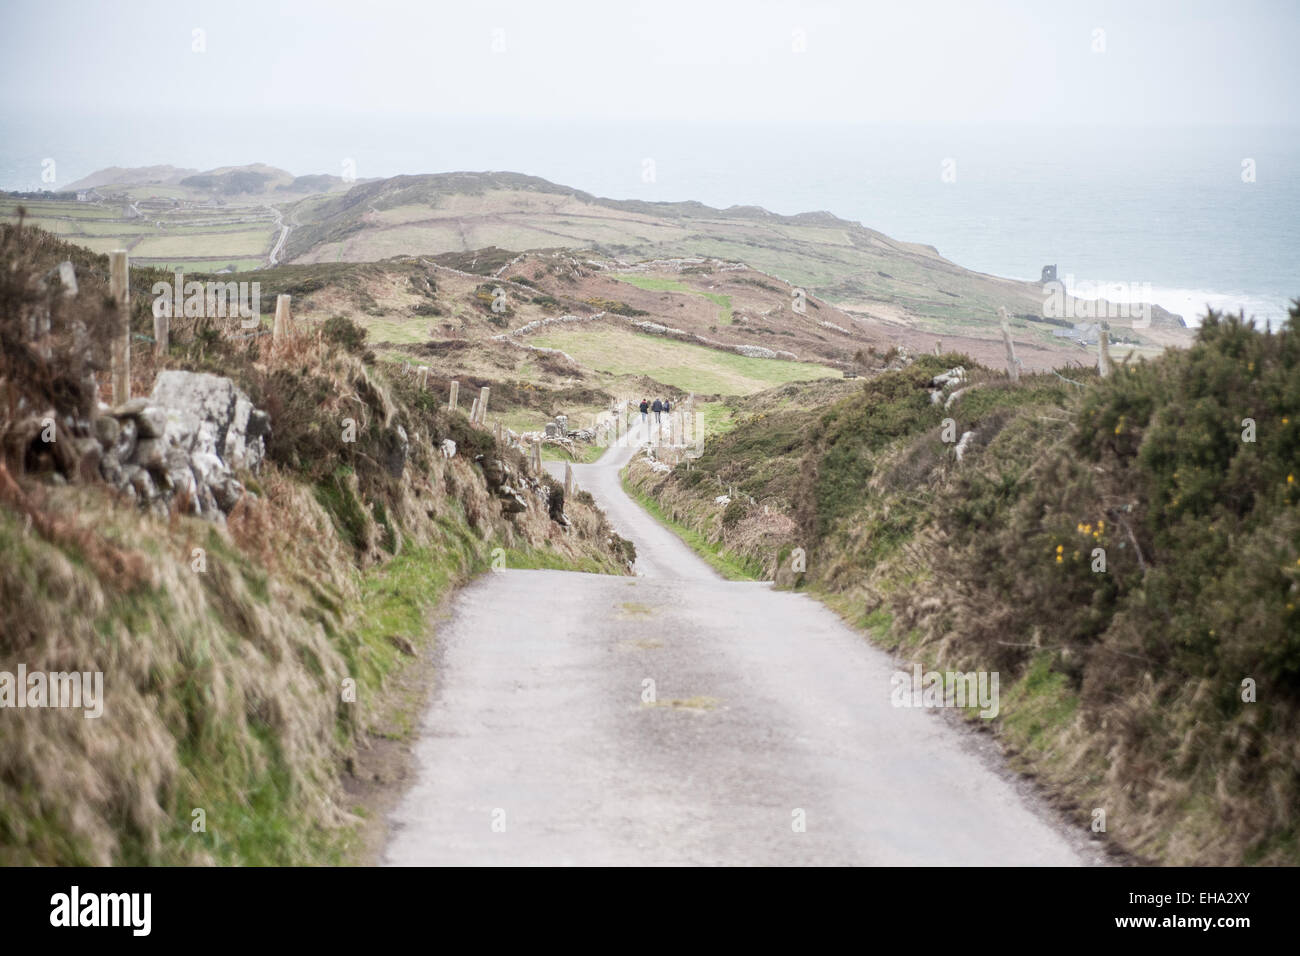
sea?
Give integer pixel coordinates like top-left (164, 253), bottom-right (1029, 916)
top-left (1, 111), bottom-right (1296, 327)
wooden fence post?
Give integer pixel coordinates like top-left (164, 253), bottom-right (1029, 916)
top-left (154, 310), bottom-right (169, 356)
top-left (173, 267), bottom-right (184, 323)
top-left (449, 380), bottom-right (459, 411)
top-left (1098, 324), bottom-right (1112, 378)
top-left (109, 250), bottom-right (130, 404)
top-left (469, 397), bottom-right (479, 423)
top-left (477, 386), bottom-right (490, 424)
top-left (997, 306), bottom-right (1019, 383)
top-left (273, 294), bottom-right (291, 343)
top-left (531, 440), bottom-right (541, 472)
top-left (494, 421), bottom-right (503, 445)
top-left (564, 462), bottom-right (574, 499)
top-left (154, 269), bottom-right (173, 358)
top-left (417, 365), bottom-right (429, 389)
top-left (57, 261), bottom-right (77, 297)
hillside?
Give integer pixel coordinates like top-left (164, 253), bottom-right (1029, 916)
top-left (91, 223), bottom-right (1188, 467)
top-left (6, 167), bottom-right (1193, 369)
top-left (283, 171), bottom-right (1188, 344)
top-left (1, 164), bottom-right (357, 273)
top-left (0, 223), bottom-right (633, 864)
top-left (66, 162), bottom-right (359, 199)
top-left (624, 304), bottom-right (1300, 865)
top-left (65, 165), bottom-right (201, 190)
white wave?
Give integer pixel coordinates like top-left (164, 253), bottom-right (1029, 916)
top-left (1140, 286), bottom-right (1291, 330)
top-left (1055, 276), bottom-right (1291, 330)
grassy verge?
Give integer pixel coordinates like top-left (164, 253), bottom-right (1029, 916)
top-left (334, 522), bottom-right (622, 862)
top-left (620, 467), bottom-right (761, 580)
top-left (348, 525), bottom-right (482, 705)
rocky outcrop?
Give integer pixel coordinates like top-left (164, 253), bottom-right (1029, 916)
top-left (475, 453), bottom-right (557, 519)
top-left (927, 365), bottom-right (967, 405)
top-left (95, 371), bottom-right (270, 521)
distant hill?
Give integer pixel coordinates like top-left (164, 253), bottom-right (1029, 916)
top-left (284, 171), bottom-right (1188, 346)
top-left (66, 165), bottom-right (200, 190)
top-left (65, 163), bottom-right (359, 199)
top-left (277, 173), bottom-right (355, 193)
top-left (175, 162), bottom-right (295, 195)
top-left (11, 165), bottom-right (1191, 360)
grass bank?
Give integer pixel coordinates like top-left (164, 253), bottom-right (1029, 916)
top-left (0, 224), bottom-right (633, 865)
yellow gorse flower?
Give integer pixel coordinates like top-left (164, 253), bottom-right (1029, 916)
top-left (1077, 519), bottom-right (1104, 538)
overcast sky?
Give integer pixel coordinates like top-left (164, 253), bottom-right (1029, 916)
top-left (2, 0), bottom-right (1298, 126)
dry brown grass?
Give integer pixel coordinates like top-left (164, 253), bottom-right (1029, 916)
top-left (0, 227), bottom-right (633, 864)
top-left (0, 478), bottom-right (351, 864)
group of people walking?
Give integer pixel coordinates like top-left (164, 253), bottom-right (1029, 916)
top-left (639, 397), bottom-right (671, 425)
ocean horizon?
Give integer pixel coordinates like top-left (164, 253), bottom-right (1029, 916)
top-left (2, 112), bottom-right (1295, 327)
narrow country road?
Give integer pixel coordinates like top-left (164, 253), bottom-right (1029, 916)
top-left (266, 204), bottom-right (289, 266)
top-left (384, 424), bottom-right (1094, 865)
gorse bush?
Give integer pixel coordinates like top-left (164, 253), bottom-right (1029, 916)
top-left (951, 309), bottom-right (1300, 700)
top-left (1064, 310), bottom-right (1300, 696)
top-left (321, 314), bottom-right (368, 355)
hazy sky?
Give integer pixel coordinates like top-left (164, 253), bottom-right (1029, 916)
top-left (2, 0), bottom-right (1298, 125)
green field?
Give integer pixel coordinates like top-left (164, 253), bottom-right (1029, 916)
top-left (529, 326), bottom-right (837, 395)
top-left (353, 316), bottom-right (434, 345)
top-left (611, 275), bottom-right (692, 293)
top-left (697, 400), bottom-right (739, 436)
top-left (139, 257), bottom-right (267, 273)
top-left (1, 197), bottom-right (277, 267)
top-left (0, 200), bottom-right (118, 219)
top-left (131, 228), bottom-right (272, 258)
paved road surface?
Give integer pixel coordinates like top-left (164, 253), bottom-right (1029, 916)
top-left (384, 424), bottom-right (1091, 865)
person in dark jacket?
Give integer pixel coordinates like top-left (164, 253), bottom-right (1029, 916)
top-left (639, 398), bottom-right (649, 424)
top-left (651, 398), bottom-right (663, 423)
